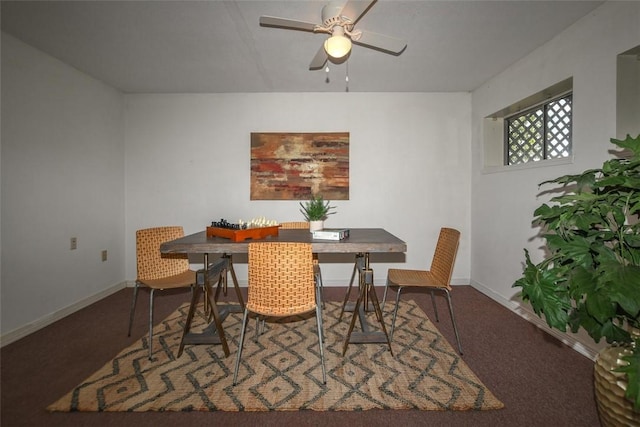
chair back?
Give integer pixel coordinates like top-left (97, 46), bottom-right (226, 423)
top-left (136, 226), bottom-right (189, 281)
top-left (279, 221), bottom-right (309, 229)
top-left (429, 228), bottom-right (460, 287)
top-left (247, 242), bottom-right (316, 316)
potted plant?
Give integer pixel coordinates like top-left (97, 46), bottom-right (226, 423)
top-left (299, 195), bottom-right (336, 232)
top-left (513, 134), bottom-right (640, 423)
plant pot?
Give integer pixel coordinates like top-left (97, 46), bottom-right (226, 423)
top-left (594, 344), bottom-right (640, 427)
top-left (309, 220), bottom-right (324, 232)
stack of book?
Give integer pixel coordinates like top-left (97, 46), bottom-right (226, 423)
top-left (312, 228), bottom-right (350, 241)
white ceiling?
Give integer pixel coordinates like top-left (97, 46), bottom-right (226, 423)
top-left (1, 0), bottom-right (604, 93)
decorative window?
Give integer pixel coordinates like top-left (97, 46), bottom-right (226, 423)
top-left (505, 94), bottom-right (572, 165)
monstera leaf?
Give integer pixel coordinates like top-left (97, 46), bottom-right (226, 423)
top-left (514, 134), bottom-right (640, 410)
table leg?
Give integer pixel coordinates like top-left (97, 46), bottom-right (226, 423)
top-left (177, 283), bottom-right (200, 358)
top-left (225, 254), bottom-right (245, 312)
top-left (341, 253), bottom-right (393, 356)
top-left (339, 253), bottom-right (364, 321)
top-left (177, 254), bottom-right (231, 358)
top-left (212, 254), bottom-right (245, 313)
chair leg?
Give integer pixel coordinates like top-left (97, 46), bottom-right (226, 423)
top-left (254, 317), bottom-right (259, 342)
top-left (254, 316), bottom-right (265, 342)
top-left (148, 288), bottom-right (156, 360)
top-left (443, 289), bottom-right (463, 355)
top-left (430, 290), bottom-right (440, 322)
top-left (127, 282), bottom-right (140, 337)
top-left (382, 276), bottom-right (392, 310)
top-left (315, 266), bottom-right (325, 309)
top-left (315, 301), bottom-right (327, 384)
top-left (314, 274), bottom-right (325, 342)
top-left (233, 308), bottom-right (250, 385)
top-left (313, 254), bottom-right (324, 309)
top-left (390, 286), bottom-right (404, 341)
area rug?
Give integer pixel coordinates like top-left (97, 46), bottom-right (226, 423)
top-left (48, 300), bottom-right (504, 412)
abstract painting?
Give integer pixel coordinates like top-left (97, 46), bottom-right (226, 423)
top-left (250, 132), bottom-right (349, 200)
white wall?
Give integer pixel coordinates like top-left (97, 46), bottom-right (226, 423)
top-left (470, 2), bottom-right (640, 358)
top-left (1, 34), bottom-right (126, 340)
top-left (124, 92), bottom-right (472, 285)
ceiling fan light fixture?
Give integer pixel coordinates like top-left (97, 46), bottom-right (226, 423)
top-left (324, 27), bottom-right (351, 59)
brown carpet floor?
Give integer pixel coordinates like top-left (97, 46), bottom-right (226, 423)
top-left (1, 285), bottom-right (600, 426)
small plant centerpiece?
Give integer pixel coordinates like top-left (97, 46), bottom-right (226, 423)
top-left (513, 134), bottom-right (640, 422)
top-left (299, 195), bottom-right (336, 232)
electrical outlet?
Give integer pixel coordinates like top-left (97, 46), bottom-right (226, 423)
top-left (101, 250), bottom-right (108, 262)
top-left (70, 237), bottom-right (77, 250)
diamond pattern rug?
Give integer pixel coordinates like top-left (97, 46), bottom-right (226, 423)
top-left (47, 300), bottom-right (504, 412)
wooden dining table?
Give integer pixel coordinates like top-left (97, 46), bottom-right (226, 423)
top-left (160, 228), bottom-right (407, 357)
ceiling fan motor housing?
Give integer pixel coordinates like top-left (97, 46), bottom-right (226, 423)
top-left (322, 2), bottom-right (349, 28)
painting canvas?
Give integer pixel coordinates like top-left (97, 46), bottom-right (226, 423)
top-left (250, 132), bottom-right (349, 200)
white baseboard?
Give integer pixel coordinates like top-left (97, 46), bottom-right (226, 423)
top-left (0, 281), bottom-right (127, 347)
top-left (470, 279), bottom-right (598, 361)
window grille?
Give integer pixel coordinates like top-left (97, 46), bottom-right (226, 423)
top-left (505, 94), bottom-right (572, 165)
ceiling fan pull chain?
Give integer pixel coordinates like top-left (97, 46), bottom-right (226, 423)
top-left (325, 65), bottom-right (330, 83)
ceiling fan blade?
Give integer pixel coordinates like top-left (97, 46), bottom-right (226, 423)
top-left (353, 30), bottom-right (407, 54)
top-left (309, 44), bottom-right (328, 70)
top-left (259, 16), bottom-right (317, 32)
top-left (340, 0), bottom-right (376, 25)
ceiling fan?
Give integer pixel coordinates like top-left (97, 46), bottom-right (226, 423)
top-left (259, 0), bottom-right (407, 70)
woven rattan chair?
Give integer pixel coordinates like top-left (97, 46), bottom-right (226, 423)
top-left (233, 242), bottom-right (326, 385)
top-left (279, 221), bottom-right (325, 305)
top-left (382, 227), bottom-right (463, 354)
top-left (279, 221), bottom-right (309, 230)
top-left (128, 226), bottom-right (197, 360)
